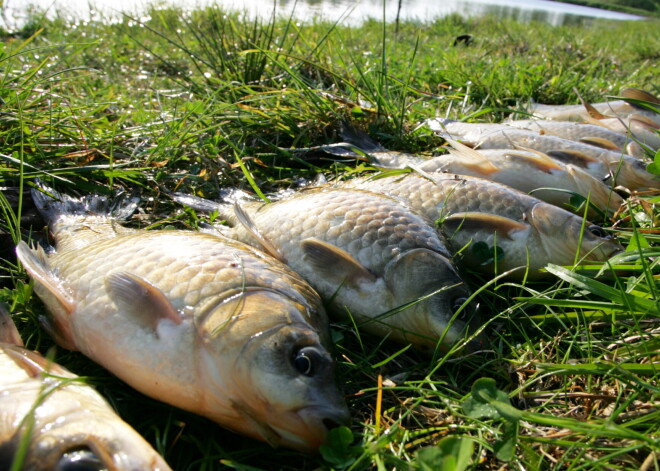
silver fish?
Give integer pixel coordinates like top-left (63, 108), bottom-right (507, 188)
top-left (527, 88), bottom-right (660, 126)
top-left (502, 119), bottom-right (647, 157)
top-left (15, 184), bottom-right (349, 452)
top-left (184, 187), bottom-right (477, 352)
top-left (585, 114), bottom-right (660, 153)
top-left (426, 119), bottom-right (658, 191)
top-left (0, 305), bottom-right (172, 470)
top-left (341, 172), bottom-right (624, 279)
top-left (330, 127), bottom-right (623, 217)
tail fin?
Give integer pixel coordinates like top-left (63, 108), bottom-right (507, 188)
top-left (339, 121), bottom-right (388, 152)
top-left (31, 179), bottom-right (140, 226)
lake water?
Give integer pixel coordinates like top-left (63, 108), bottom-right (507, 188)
top-left (3, 0), bottom-right (644, 30)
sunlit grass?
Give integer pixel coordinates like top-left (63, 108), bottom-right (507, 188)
top-left (0, 6), bottom-right (658, 470)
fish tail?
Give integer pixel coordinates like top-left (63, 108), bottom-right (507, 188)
top-left (339, 121), bottom-right (388, 152)
top-left (170, 192), bottom-right (238, 227)
top-left (31, 179), bottom-right (140, 226)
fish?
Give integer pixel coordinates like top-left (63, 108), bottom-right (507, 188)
top-left (585, 114), bottom-right (660, 154)
top-left (502, 119), bottom-right (647, 158)
top-left (426, 119), bottom-right (659, 191)
top-left (0, 304), bottom-right (173, 470)
top-left (527, 88), bottom-right (660, 126)
top-left (332, 126), bottom-right (623, 217)
top-left (340, 172), bottom-right (624, 279)
top-left (174, 187), bottom-right (477, 352)
top-left (15, 183), bottom-right (349, 452)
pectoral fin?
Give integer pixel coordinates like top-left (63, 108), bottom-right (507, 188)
top-left (15, 242), bottom-right (77, 350)
top-left (506, 147), bottom-right (564, 173)
top-left (105, 272), bottom-right (182, 333)
top-left (442, 213), bottom-right (529, 240)
top-left (4, 345), bottom-right (70, 378)
top-left (233, 203), bottom-right (286, 263)
top-left (0, 304), bottom-right (23, 347)
top-left (545, 149), bottom-right (600, 168)
top-left (578, 137), bottom-right (621, 151)
top-left (301, 238), bottom-right (377, 286)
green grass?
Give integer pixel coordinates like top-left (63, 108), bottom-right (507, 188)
top-left (0, 6), bottom-right (658, 471)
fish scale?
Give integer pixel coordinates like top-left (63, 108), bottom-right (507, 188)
top-left (16, 185), bottom-right (349, 453)
top-left (0, 307), bottom-right (172, 470)
top-left (341, 173), bottom-right (623, 278)
top-left (204, 187), bottom-right (475, 351)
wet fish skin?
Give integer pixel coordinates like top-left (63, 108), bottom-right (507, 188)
top-left (527, 88), bottom-right (660, 126)
top-left (427, 119), bottom-right (658, 191)
top-left (333, 126), bottom-right (622, 217)
top-left (420, 147), bottom-right (623, 218)
top-left (0, 306), bottom-right (172, 471)
top-left (215, 187), bottom-right (476, 352)
top-left (502, 119), bottom-right (647, 157)
top-left (341, 173), bottom-right (623, 279)
top-left (16, 186), bottom-right (349, 452)
top-left (588, 115), bottom-right (660, 153)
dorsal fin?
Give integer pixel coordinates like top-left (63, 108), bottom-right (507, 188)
top-left (233, 203), bottom-right (286, 263)
top-left (301, 238), bottom-right (377, 286)
top-left (578, 137), bottom-right (621, 151)
top-left (582, 117), bottom-right (611, 129)
top-left (445, 138), bottom-right (500, 175)
top-left (505, 147), bottom-right (564, 173)
top-left (545, 149), bottom-right (600, 167)
top-left (105, 272), bottom-right (183, 333)
top-left (442, 212), bottom-right (529, 240)
top-left (577, 93), bottom-right (611, 119)
top-left (620, 88), bottom-right (660, 106)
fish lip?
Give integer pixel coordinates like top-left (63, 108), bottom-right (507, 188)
top-left (286, 404), bottom-right (351, 451)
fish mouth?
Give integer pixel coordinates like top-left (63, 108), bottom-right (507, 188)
top-left (273, 405), bottom-right (351, 452)
top-left (232, 399), bottom-right (350, 452)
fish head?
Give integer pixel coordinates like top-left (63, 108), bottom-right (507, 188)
top-left (18, 427), bottom-right (172, 471)
top-left (3, 349), bottom-right (172, 471)
top-left (565, 165), bottom-right (624, 215)
top-left (527, 203), bottom-right (624, 266)
top-left (612, 157), bottom-right (660, 191)
top-left (382, 248), bottom-right (478, 351)
top-left (198, 290), bottom-right (349, 452)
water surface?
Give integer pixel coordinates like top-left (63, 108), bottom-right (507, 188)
top-left (4, 0), bottom-right (644, 29)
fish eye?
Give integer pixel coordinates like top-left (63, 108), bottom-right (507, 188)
top-left (451, 296), bottom-right (468, 317)
top-left (292, 346), bottom-right (323, 377)
top-left (55, 449), bottom-right (106, 471)
top-left (587, 225), bottom-right (610, 239)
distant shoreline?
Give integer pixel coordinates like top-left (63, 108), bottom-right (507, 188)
top-left (555, 0), bottom-right (659, 17)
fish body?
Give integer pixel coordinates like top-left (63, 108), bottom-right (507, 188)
top-left (0, 306), bottom-right (172, 470)
top-left (529, 100), bottom-right (660, 125)
top-left (341, 173), bottom-right (623, 279)
top-left (212, 187), bottom-right (475, 351)
top-left (527, 88), bottom-right (660, 126)
top-left (589, 115), bottom-right (660, 153)
top-left (335, 125), bottom-right (623, 216)
top-left (16, 186), bottom-right (349, 452)
top-left (502, 119), bottom-right (647, 157)
top-left (427, 119), bottom-right (658, 191)
top-left (418, 146), bottom-right (624, 217)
